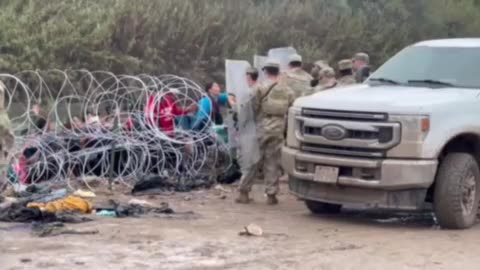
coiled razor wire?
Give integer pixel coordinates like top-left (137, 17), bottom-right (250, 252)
top-left (0, 70), bottom-right (233, 191)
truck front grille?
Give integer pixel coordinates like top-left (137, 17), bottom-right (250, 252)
top-left (295, 109), bottom-right (401, 158)
top-left (301, 143), bottom-right (385, 158)
top-left (302, 108), bottom-right (387, 122)
top-left (304, 126), bottom-right (381, 140)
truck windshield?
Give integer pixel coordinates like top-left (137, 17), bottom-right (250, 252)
top-left (368, 46), bottom-right (480, 89)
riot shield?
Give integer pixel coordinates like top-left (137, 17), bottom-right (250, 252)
top-left (225, 60), bottom-right (260, 169)
top-left (267, 47), bottom-right (298, 72)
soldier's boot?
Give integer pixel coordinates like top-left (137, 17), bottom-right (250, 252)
top-left (266, 194), bottom-right (278, 205)
top-left (235, 191), bottom-right (251, 204)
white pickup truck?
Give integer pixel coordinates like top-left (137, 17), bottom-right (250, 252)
top-left (282, 38), bottom-right (480, 229)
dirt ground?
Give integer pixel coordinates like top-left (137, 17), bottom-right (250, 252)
top-left (1, 183), bottom-right (480, 270)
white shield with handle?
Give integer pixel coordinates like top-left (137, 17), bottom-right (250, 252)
top-left (225, 60), bottom-right (260, 169)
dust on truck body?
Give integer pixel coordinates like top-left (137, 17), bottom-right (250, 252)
top-left (282, 38), bottom-right (480, 229)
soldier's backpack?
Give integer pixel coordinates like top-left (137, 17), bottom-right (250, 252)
top-left (261, 82), bottom-right (290, 117)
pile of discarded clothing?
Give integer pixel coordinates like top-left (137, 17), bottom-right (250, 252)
top-left (0, 186), bottom-right (94, 224)
top-left (0, 184), bottom-right (187, 237)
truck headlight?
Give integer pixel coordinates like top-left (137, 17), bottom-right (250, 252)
top-left (286, 107), bottom-right (301, 149)
top-left (390, 114), bottom-right (430, 142)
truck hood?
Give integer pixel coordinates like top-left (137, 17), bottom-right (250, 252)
top-left (295, 84), bottom-right (480, 114)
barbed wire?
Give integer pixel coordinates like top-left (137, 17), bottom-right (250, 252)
top-left (0, 70), bottom-right (233, 192)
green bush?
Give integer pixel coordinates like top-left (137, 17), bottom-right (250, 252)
top-left (1, 0), bottom-right (480, 87)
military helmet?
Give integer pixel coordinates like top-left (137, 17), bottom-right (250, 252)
top-left (314, 60), bottom-right (330, 69)
top-left (263, 59), bottom-right (281, 69)
top-left (288, 54), bottom-right (302, 63)
top-left (320, 67), bottom-right (336, 79)
top-left (353, 52), bottom-right (370, 64)
top-left (338, 59), bottom-right (353, 71)
top-left (246, 66), bottom-right (259, 74)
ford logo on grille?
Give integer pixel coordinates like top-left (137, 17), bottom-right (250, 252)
top-left (321, 125), bottom-right (347, 140)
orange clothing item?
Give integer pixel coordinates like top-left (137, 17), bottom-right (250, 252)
top-left (27, 196), bottom-right (93, 214)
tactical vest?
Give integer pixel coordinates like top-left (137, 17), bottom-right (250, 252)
top-left (261, 83), bottom-right (290, 117)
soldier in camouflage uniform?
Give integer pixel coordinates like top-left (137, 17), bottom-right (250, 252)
top-left (281, 54), bottom-right (313, 99)
top-left (236, 59), bottom-right (294, 205)
top-left (310, 60), bottom-right (330, 88)
top-left (337, 59), bottom-right (357, 86)
top-left (313, 67), bottom-right (338, 93)
top-left (353, 52), bottom-right (371, 83)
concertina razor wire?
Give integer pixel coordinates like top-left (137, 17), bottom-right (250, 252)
top-left (0, 70), bottom-right (234, 191)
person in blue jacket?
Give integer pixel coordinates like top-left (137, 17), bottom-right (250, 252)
top-left (192, 81), bottom-right (235, 131)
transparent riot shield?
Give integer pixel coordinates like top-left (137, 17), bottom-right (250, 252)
top-left (267, 47), bottom-right (298, 72)
top-left (225, 60), bottom-right (260, 169)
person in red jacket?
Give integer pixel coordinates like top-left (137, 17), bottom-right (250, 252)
top-left (144, 88), bottom-right (196, 136)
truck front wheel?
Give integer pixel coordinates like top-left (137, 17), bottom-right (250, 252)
top-left (305, 200), bottom-right (342, 214)
top-left (434, 153), bottom-right (480, 229)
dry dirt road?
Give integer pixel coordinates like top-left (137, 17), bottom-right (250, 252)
top-left (1, 183), bottom-right (480, 270)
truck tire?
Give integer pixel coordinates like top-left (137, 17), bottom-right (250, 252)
top-left (305, 200), bottom-right (342, 214)
top-left (434, 152), bottom-right (480, 229)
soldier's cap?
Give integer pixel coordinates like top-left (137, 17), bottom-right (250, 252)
top-left (353, 52), bottom-right (370, 63)
top-left (313, 60), bottom-right (330, 69)
top-left (262, 59), bottom-right (281, 69)
top-left (320, 67), bottom-right (336, 78)
top-left (245, 66), bottom-right (259, 74)
top-left (288, 54), bottom-right (302, 63)
top-left (338, 59), bottom-right (353, 71)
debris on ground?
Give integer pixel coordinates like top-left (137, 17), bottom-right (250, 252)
top-left (20, 258), bottom-right (32, 263)
top-left (114, 200), bottom-right (175, 217)
top-left (54, 212), bottom-right (93, 223)
top-left (73, 189), bottom-right (96, 198)
top-left (330, 243), bottom-right (363, 251)
top-left (214, 184), bottom-right (231, 193)
top-left (96, 210), bottom-right (117, 217)
top-left (9, 187), bottom-right (69, 205)
top-left (128, 199), bottom-right (154, 207)
top-left (239, 223), bottom-right (263, 237)
top-left (0, 197), bottom-right (18, 210)
top-left (0, 205), bottom-right (57, 223)
top-left (31, 222), bottom-right (99, 237)
top-left (131, 175), bottom-right (215, 196)
top-left (27, 195), bottom-right (93, 214)
top-left (0, 203), bottom-right (93, 223)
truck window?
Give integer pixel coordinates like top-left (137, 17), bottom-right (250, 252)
top-left (369, 46), bottom-right (480, 88)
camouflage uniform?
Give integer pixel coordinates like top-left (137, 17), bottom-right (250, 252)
top-left (337, 59), bottom-right (356, 86)
top-left (313, 67), bottom-right (338, 93)
top-left (238, 77), bottom-right (294, 196)
top-left (281, 54), bottom-right (314, 99)
top-left (353, 52), bottom-right (371, 83)
top-left (310, 60), bottom-right (330, 80)
top-left (281, 69), bottom-right (313, 99)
